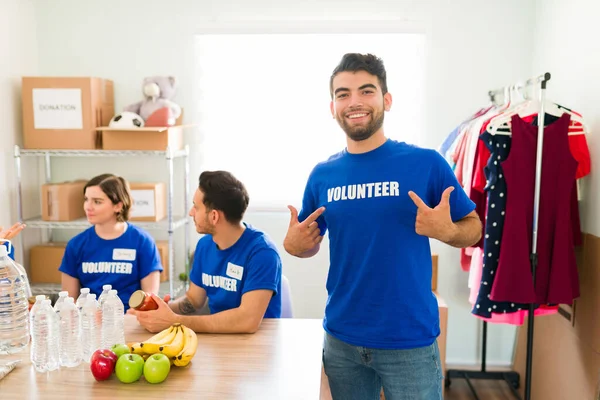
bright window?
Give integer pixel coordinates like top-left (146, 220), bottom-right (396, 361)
top-left (195, 33), bottom-right (426, 209)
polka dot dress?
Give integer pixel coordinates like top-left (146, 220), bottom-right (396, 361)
top-left (472, 130), bottom-right (528, 318)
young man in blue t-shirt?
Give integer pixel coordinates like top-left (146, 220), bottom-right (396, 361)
top-left (129, 171), bottom-right (282, 333)
top-left (284, 53), bottom-right (482, 400)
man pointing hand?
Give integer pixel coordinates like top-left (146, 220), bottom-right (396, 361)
top-left (284, 206), bottom-right (325, 258)
top-left (408, 186), bottom-right (481, 247)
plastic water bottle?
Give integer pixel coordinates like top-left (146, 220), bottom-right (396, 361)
top-left (81, 295), bottom-right (99, 362)
top-left (53, 291), bottom-right (69, 313)
top-left (101, 289), bottom-right (125, 348)
top-left (30, 299), bottom-right (59, 372)
top-left (29, 295), bottom-right (45, 368)
top-left (30, 294), bottom-right (46, 316)
top-left (76, 288), bottom-right (90, 311)
top-left (98, 284), bottom-right (112, 307)
top-left (96, 284), bottom-right (112, 338)
top-left (57, 297), bottom-right (82, 367)
top-left (0, 241), bottom-right (30, 355)
top-left (91, 293), bottom-right (102, 349)
top-left (44, 299), bottom-right (60, 371)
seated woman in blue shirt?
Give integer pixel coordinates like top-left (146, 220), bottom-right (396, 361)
top-left (59, 174), bottom-right (163, 310)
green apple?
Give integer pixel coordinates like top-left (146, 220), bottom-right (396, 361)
top-left (115, 354), bottom-right (144, 383)
top-left (143, 353), bottom-right (171, 384)
top-left (111, 343), bottom-right (131, 359)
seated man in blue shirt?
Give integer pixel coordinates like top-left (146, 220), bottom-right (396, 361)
top-left (129, 170), bottom-right (282, 333)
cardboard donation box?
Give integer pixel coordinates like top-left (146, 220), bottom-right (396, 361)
top-left (155, 240), bottom-right (170, 282)
top-left (22, 77), bottom-right (114, 149)
top-left (29, 242), bottom-right (67, 284)
top-left (129, 182), bottom-right (166, 222)
top-left (99, 112), bottom-right (191, 151)
top-left (41, 180), bottom-right (87, 221)
top-left (101, 125), bottom-right (186, 151)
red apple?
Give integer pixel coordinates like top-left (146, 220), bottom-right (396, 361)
top-left (90, 349), bottom-right (118, 381)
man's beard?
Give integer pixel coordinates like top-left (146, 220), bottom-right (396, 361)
top-left (336, 109), bottom-right (385, 142)
top-left (196, 215), bottom-right (216, 235)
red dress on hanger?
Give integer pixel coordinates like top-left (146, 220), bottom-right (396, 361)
top-left (490, 113), bottom-right (580, 304)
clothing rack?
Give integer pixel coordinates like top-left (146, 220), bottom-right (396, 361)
top-left (446, 72), bottom-right (552, 400)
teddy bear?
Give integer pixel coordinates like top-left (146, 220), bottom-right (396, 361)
top-left (124, 76), bottom-right (182, 124)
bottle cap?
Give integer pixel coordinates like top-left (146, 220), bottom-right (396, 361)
top-left (58, 291), bottom-right (68, 297)
top-left (80, 288), bottom-right (90, 294)
top-left (0, 240), bottom-right (12, 256)
top-left (103, 284), bottom-right (112, 290)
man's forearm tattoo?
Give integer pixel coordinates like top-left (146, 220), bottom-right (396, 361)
top-left (178, 297), bottom-right (197, 315)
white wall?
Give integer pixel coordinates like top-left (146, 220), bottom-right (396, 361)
top-left (20, 0), bottom-right (538, 366)
top-left (0, 0), bottom-right (41, 259)
top-left (531, 0), bottom-right (600, 237)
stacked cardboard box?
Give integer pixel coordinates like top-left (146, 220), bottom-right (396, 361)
top-left (22, 77), bottom-right (114, 149)
top-left (41, 180), bottom-right (87, 221)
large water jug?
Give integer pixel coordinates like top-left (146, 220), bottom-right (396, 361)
top-left (0, 240), bottom-right (30, 354)
top-left (11, 256), bottom-right (31, 299)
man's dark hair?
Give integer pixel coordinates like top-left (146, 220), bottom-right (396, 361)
top-left (198, 171), bottom-right (249, 224)
top-left (329, 53), bottom-right (388, 98)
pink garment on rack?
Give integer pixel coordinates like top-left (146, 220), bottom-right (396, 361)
top-left (452, 130), bottom-right (469, 186)
top-left (458, 115), bottom-right (497, 271)
top-left (468, 247), bottom-right (484, 304)
top-left (460, 253), bottom-right (470, 271)
top-left (469, 140), bottom-right (487, 248)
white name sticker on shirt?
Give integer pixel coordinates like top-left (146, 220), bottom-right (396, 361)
top-left (226, 262), bottom-right (244, 280)
top-left (113, 248), bottom-right (137, 261)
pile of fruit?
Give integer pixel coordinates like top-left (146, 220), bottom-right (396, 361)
top-left (90, 323), bottom-right (198, 384)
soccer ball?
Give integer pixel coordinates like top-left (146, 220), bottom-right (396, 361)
top-left (109, 112), bottom-right (144, 128)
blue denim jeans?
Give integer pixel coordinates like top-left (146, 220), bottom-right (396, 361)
top-left (323, 333), bottom-right (443, 400)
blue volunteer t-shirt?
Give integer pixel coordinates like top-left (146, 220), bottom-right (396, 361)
top-left (299, 139), bottom-right (476, 349)
top-left (59, 224), bottom-right (163, 311)
top-left (189, 223), bottom-right (282, 318)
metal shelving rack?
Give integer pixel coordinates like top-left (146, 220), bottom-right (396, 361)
top-left (13, 145), bottom-right (191, 299)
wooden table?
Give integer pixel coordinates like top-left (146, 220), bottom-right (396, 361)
top-left (0, 315), bottom-right (326, 399)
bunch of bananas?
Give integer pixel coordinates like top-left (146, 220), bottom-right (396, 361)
top-left (130, 323), bottom-right (198, 367)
